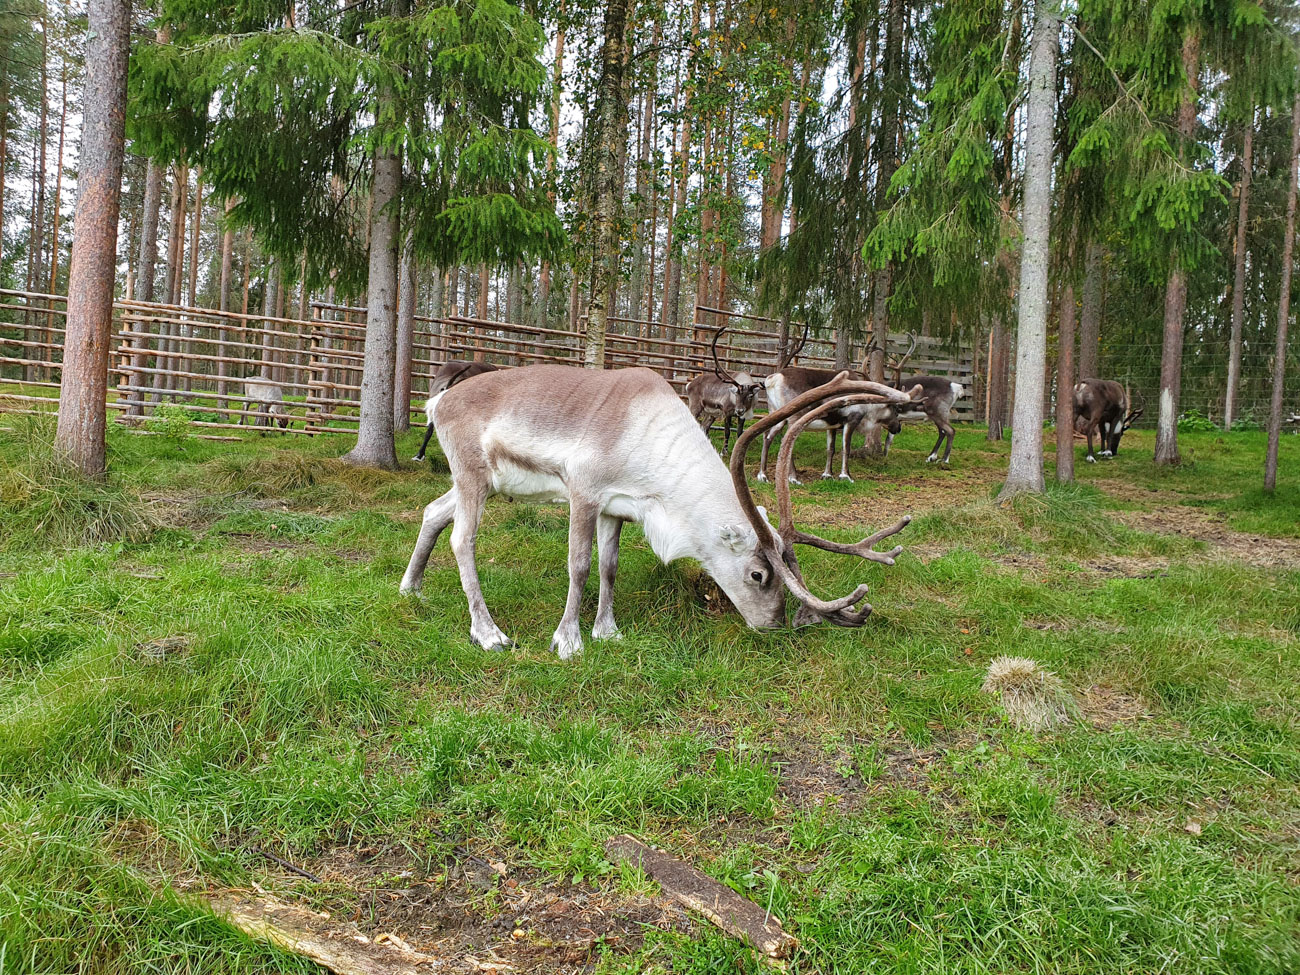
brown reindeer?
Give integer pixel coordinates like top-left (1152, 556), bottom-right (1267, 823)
top-left (1073, 379), bottom-right (1142, 463)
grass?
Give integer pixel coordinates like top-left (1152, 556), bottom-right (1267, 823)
top-left (0, 418), bottom-right (1298, 974)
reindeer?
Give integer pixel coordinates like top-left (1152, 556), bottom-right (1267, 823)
top-left (1073, 379), bottom-right (1142, 462)
top-left (685, 327), bottom-right (763, 453)
top-left (413, 360), bottom-right (500, 463)
top-left (400, 365), bottom-right (919, 658)
top-left (239, 380), bottom-right (290, 430)
top-left (754, 325), bottom-right (903, 483)
top-left (854, 334), bottom-right (964, 465)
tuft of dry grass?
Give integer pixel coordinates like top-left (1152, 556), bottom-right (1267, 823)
top-left (981, 656), bottom-right (1076, 732)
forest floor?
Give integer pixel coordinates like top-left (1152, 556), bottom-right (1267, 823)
top-left (1, 415), bottom-right (1298, 974)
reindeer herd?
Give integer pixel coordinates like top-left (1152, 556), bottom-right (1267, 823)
top-left (402, 333), bottom-right (1143, 655)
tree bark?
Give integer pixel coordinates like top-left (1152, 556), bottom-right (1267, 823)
top-left (537, 6), bottom-right (565, 333)
top-left (261, 260), bottom-right (278, 380)
top-left (344, 138), bottom-right (402, 469)
top-left (1056, 242), bottom-right (1077, 484)
top-left (1077, 240), bottom-right (1103, 379)
top-left (46, 57), bottom-right (67, 297)
top-left (1155, 30), bottom-right (1200, 466)
top-left (1225, 113), bottom-right (1253, 430)
top-left (584, 0), bottom-right (632, 369)
top-left (999, 0), bottom-right (1058, 499)
top-left (394, 232), bottom-right (416, 432)
top-left (54, 0), bottom-right (130, 477)
top-left (1265, 88), bottom-right (1299, 493)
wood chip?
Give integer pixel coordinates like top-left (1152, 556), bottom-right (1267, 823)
top-left (206, 892), bottom-right (441, 974)
top-left (604, 834), bottom-right (798, 959)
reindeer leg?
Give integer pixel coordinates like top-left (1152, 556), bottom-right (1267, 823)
top-left (592, 514), bottom-right (624, 641)
top-left (1085, 424), bottom-right (1097, 463)
top-left (447, 478), bottom-right (512, 651)
top-left (756, 423), bottom-right (781, 482)
top-left (940, 420), bottom-right (956, 464)
top-left (838, 423), bottom-right (854, 481)
top-left (722, 414), bottom-right (732, 455)
top-left (1099, 421), bottom-right (1113, 457)
top-left (400, 488), bottom-right (456, 596)
top-left (883, 430), bottom-right (895, 458)
top-left (413, 421), bottom-right (436, 462)
top-left (552, 497), bottom-right (599, 660)
top-left (926, 423), bottom-right (945, 463)
top-left (822, 428), bottom-right (835, 479)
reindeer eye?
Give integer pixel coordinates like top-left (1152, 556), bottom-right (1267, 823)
top-left (750, 570), bottom-right (764, 583)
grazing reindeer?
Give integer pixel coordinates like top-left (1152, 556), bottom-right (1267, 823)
top-left (400, 365), bottom-right (918, 657)
top-left (855, 334), bottom-right (964, 465)
top-left (413, 360), bottom-right (500, 462)
top-left (881, 377), bottom-right (965, 464)
top-left (1073, 379), bottom-right (1142, 462)
top-left (239, 380), bottom-right (290, 430)
top-left (754, 320), bottom-right (902, 483)
top-left (685, 327), bottom-right (763, 453)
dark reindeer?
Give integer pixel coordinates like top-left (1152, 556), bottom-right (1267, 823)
top-left (857, 334), bottom-right (965, 465)
top-left (1073, 379), bottom-right (1143, 463)
top-left (685, 327), bottom-right (763, 454)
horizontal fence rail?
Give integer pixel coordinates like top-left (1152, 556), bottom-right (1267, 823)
top-left (2, 289), bottom-right (979, 435)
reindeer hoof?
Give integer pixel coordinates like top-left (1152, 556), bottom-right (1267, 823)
top-left (754, 472), bottom-right (769, 483)
top-left (821, 473), bottom-right (834, 481)
top-left (550, 633), bottom-right (585, 660)
top-left (411, 454), bottom-right (424, 462)
top-left (1100, 450), bottom-right (1113, 458)
top-left (837, 474), bottom-right (854, 483)
top-left (592, 622), bottom-right (623, 641)
top-left (926, 454), bottom-right (938, 463)
top-left (471, 626), bottom-right (513, 652)
top-left (1086, 456), bottom-right (1096, 464)
top-left (788, 477), bottom-right (804, 486)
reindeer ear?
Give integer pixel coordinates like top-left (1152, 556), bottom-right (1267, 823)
top-left (718, 524), bottom-right (756, 553)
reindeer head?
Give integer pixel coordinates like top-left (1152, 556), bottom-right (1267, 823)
top-left (723, 372), bottom-right (923, 628)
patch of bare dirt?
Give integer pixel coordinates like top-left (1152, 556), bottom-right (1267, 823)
top-left (1079, 684), bottom-right (1154, 730)
top-left (1118, 507), bottom-right (1300, 570)
top-left (772, 737), bottom-right (943, 812)
top-left (283, 842), bottom-right (693, 974)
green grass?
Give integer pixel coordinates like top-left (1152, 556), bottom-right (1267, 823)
top-left (0, 420), bottom-right (1297, 973)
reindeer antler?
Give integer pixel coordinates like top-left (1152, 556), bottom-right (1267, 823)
top-left (1124, 389), bottom-right (1145, 427)
top-left (890, 332), bottom-right (919, 381)
top-left (726, 372), bottom-right (919, 627)
top-left (776, 321), bottom-right (811, 371)
top-left (710, 326), bottom-right (741, 392)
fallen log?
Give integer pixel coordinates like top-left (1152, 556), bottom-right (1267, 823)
top-left (205, 892), bottom-right (440, 974)
top-left (603, 834), bottom-right (798, 960)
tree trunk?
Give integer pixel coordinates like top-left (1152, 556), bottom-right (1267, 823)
top-left (394, 232), bottom-right (416, 432)
top-left (1077, 240), bottom-right (1103, 379)
top-left (54, 0), bottom-right (130, 477)
top-left (135, 160), bottom-right (164, 305)
top-left (344, 138), bottom-right (403, 469)
top-left (46, 58), bottom-right (67, 297)
top-left (664, 0), bottom-right (700, 349)
top-left (261, 260), bottom-right (278, 380)
top-left (537, 7), bottom-right (565, 334)
top-left (0, 79), bottom-right (8, 271)
top-left (999, 1), bottom-right (1058, 499)
top-left (216, 197), bottom-right (236, 400)
top-left (584, 0), bottom-right (632, 369)
top-left (1155, 30), bottom-right (1200, 466)
top-left (1225, 113), bottom-right (1253, 430)
top-left (1265, 88), bottom-right (1300, 492)
top-left (1055, 243), bottom-right (1077, 484)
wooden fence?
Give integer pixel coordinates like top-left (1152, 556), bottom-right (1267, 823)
top-left (1, 288), bottom-right (976, 434)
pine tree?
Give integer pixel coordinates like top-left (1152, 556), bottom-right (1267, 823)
top-left (53, 0), bottom-right (130, 477)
